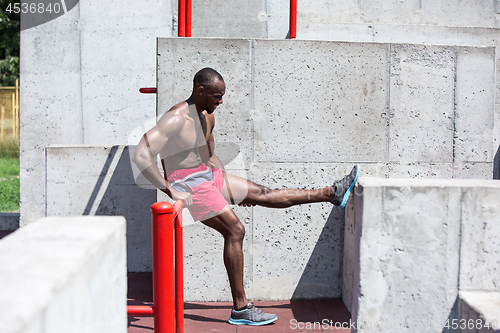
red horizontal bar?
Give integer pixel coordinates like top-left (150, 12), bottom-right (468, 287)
top-left (127, 305), bottom-right (154, 316)
top-left (139, 87), bottom-right (157, 94)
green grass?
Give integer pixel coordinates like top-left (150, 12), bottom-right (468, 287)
top-left (0, 138), bottom-right (19, 212)
top-left (0, 138), bottom-right (19, 159)
top-left (0, 177), bottom-right (19, 212)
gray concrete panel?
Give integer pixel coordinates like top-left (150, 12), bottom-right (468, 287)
top-left (350, 178), bottom-right (500, 332)
top-left (266, 0), bottom-right (289, 39)
top-left (453, 162), bottom-right (495, 179)
top-left (46, 146), bottom-right (156, 272)
top-left (293, 0), bottom-right (498, 29)
top-left (252, 40), bottom-right (388, 163)
top-left (421, 0), bottom-right (497, 28)
top-left (79, 0), bottom-right (171, 145)
top-left (156, 38), bottom-right (253, 169)
top-left (298, 23), bottom-right (500, 46)
top-left (188, 0), bottom-right (267, 38)
top-left (389, 44), bottom-right (456, 163)
top-left (248, 163), bottom-right (355, 300)
top-left (356, 179), bottom-right (462, 332)
top-left (360, 0), bottom-right (421, 25)
top-left (460, 186), bottom-right (500, 291)
top-left (455, 47), bottom-right (496, 163)
top-left (386, 162), bottom-right (453, 178)
top-left (20, 7), bottom-right (82, 226)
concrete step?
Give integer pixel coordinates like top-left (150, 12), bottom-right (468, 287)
top-left (460, 291), bottom-right (500, 333)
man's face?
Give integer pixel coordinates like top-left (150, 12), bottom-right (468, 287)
top-left (203, 79), bottom-right (225, 114)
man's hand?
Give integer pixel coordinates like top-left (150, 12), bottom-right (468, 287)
top-left (171, 190), bottom-right (193, 206)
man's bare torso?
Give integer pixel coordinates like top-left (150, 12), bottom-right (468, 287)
top-left (160, 101), bottom-right (214, 171)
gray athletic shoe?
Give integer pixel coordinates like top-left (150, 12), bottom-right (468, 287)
top-left (228, 302), bottom-right (277, 326)
top-left (331, 165), bottom-right (360, 208)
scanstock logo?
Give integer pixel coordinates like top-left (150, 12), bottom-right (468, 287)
top-left (17, 0), bottom-right (79, 31)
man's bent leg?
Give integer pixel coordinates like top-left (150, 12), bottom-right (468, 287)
top-left (200, 207), bottom-right (249, 310)
top-left (200, 206), bottom-right (277, 326)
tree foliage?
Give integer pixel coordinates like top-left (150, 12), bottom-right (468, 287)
top-left (0, 0), bottom-right (20, 86)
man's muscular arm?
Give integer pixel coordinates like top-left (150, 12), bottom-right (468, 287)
top-left (132, 112), bottom-right (193, 206)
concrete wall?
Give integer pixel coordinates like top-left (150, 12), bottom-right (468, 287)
top-left (42, 38), bottom-right (497, 301)
top-left (19, 0), bottom-right (500, 227)
top-left (21, 0), bottom-right (499, 302)
top-left (20, 1), bottom-right (172, 226)
top-left (344, 178), bottom-right (500, 333)
top-left (155, 38), bottom-right (496, 302)
top-left (46, 145), bottom-right (156, 272)
top-left (0, 215), bottom-right (127, 333)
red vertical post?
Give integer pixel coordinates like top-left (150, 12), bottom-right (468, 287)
top-left (152, 202), bottom-right (176, 333)
top-left (289, 0), bottom-right (297, 39)
top-left (178, 0), bottom-right (186, 37)
top-left (174, 201), bottom-right (184, 333)
top-left (185, 0), bottom-right (192, 37)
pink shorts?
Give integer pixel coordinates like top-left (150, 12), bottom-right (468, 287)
top-left (165, 164), bottom-right (228, 221)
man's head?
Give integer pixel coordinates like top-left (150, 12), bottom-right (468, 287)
top-left (192, 68), bottom-right (225, 114)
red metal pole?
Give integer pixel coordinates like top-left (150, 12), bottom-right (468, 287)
top-left (152, 202), bottom-right (176, 333)
top-left (185, 0), bottom-right (191, 37)
top-left (290, 0), bottom-right (297, 39)
top-left (178, 0), bottom-right (186, 37)
top-left (174, 201), bottom-right (184, 333)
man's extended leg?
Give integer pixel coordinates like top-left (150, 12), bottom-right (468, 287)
top-left (221, 165), bottom-right (359, 208)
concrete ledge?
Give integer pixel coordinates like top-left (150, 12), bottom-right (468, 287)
top-left (344, 178), bottom-right (500, 333)
top-left (460, 291), bottom-right (500, 333)
top-left (0, 213), bottom-right (20, 231)
top-left (0, 216), bottom-right (127, 333)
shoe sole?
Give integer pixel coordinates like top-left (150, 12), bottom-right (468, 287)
top-left (228, 316), bottom-right (278, 326)
top-left (338, 165), bottom-right (360, 209)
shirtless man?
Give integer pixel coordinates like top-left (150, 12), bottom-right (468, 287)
top-left (132, 68), bottom-right (359, 326)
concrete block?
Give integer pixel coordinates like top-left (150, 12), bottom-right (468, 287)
top-left (293, 0), bottom-right (498, 29)
top-left (453, 162), bottom-right (495, 179)
top-left (360, 0), bottom-right (421, 25)
top-left (248, 163), bottom-right (351, 300)
top-left (46, 145), bottom-right (156, 272)
top-left (298, 22), bottom-right (500, 47)
top-left (187, 0), bottom-right (267, 38)
top-left (342, 185), bottom-right (364, 315)
top-left (455, 47), bottom-right (496, 163)
top-left (252, 40), bottom-right (389, 163)
top-left (0, 216), bottom-right (127, 333)
top-left (79, 0), bottom-right (171, 145)
top-left (389, 44), bottom-right (456, 163)
top-left (459, 186), bottom-right (500, 291)
top-left (354, 178), bottom-right (463, 332)
top-left (421, 0), bottom-right (497, 28)
top-left (0, 213), bottom-right (20, 231)
top-left (20, 7), bottom-right (82, 226)
top-left (266, 0), bottom-right (289, 39)
top-left (386, 162), bottom-right (453, 178)
top-left (156, 38), bottom-right (253, 169)
top-left (460, 291), bottom-right (500, 333)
